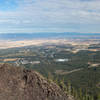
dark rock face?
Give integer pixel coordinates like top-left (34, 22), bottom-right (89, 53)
top-left (0, 64), bottom-right (73, 100)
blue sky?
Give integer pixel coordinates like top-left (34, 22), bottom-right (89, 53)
top-left (0, 0), bottom-right (100, 33)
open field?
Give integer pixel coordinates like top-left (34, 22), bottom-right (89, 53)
top-left (0, 39), bottom-right (67, 49)
top-left (0, 38), bottom-right (99, 49)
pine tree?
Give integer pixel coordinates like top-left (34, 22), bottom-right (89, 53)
top-left (47, 72), bottom-right (54, 83)
top-left (67, 81), bottom-right (72, 95)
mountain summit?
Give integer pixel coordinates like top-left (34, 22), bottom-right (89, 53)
top-left (0, 64), bottom-right (74, 100)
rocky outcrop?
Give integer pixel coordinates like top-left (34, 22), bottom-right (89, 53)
top-left (0, 64), bottom-right (74, 100)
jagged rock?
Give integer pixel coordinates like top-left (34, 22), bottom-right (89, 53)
top-left (0, 64), bottom-right (74, 100)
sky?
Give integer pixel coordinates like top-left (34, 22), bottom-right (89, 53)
top-left (0, 0), bottom-right (100, 33)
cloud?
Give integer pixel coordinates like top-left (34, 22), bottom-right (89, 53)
top-left (0, 0), bottom-right (100, 33)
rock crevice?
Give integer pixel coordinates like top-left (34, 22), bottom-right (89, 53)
top-left (0, 64), bottom-right (74, 100)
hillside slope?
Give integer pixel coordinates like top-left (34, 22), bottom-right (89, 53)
top-left (0, 64), bottom-right (74, 100)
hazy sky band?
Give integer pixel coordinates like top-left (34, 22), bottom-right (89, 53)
top-left (0, 0), bottom-right (100, 33)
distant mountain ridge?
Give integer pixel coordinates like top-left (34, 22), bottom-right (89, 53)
top-left (0, 32), bottom-right (100, 40)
